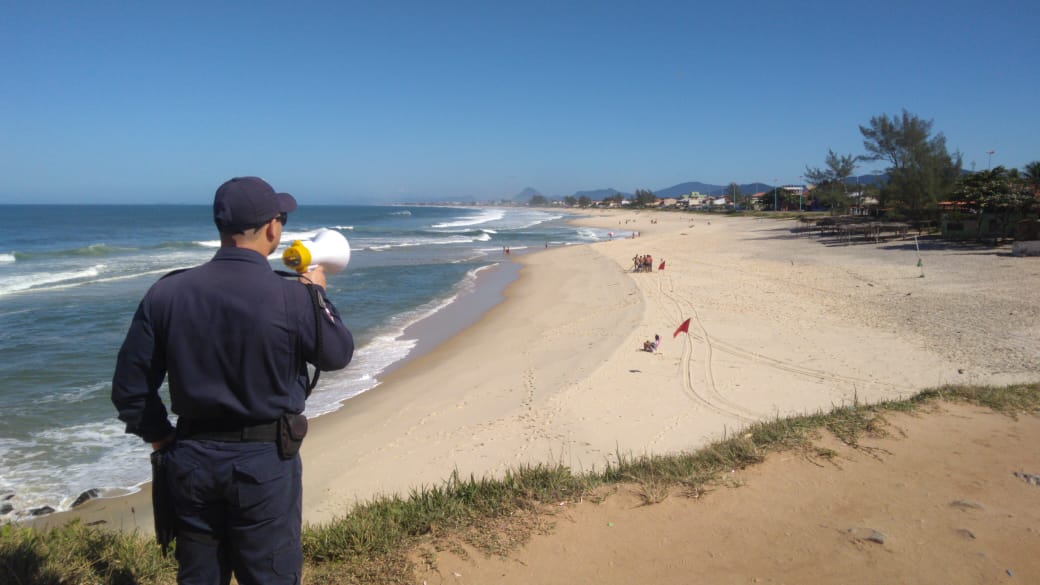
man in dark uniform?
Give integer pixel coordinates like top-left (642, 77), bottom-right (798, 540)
top-left (112, 176), bottom-right (354, 585)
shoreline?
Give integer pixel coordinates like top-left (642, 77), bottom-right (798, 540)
top-left (24, 216), bottom-right (578, 531)
top-left (32, 209), bottom-right (1040, 533)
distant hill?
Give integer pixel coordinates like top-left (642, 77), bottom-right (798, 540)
top-left (653, 181), bottom-right (778, 197)
top-left (510, 178), bottom-right (840, 204)
top-left (653, 182), bottom-right (725, 198)
top-left (573, 188), bottom-right (627, 199)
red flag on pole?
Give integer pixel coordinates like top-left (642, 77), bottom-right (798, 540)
top-left (658, 260), bottom-right (666, 271)
top-left (673, 317), bottom-right (691, 338)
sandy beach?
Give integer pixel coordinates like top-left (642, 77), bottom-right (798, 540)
top-left (47, 209), bottom-right (1040, 581)
top-left (301, 210), bottom-right (1039, 518)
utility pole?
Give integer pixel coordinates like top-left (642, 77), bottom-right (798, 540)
top-left (986, 149), bottom-right (995, 170)
top-left (773, 178), bottom-right (778, 212)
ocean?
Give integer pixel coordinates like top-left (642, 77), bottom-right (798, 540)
top-left (0, 204), bottom-right (619, 520)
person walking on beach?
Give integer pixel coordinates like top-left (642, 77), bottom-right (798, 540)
top-left (112, 176), bottom-right (355, 585)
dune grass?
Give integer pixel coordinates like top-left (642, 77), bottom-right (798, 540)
top-left (3, 382), bottom-right (1037, 585)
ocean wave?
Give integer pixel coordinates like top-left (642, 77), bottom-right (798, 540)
top-left (156, 240), bottom-right (211, 250)
top-left (576, 228), bottom-right (601, 241)
top-left (513, 214), bottom-right (563, 230)
top-left (362, 234), bottom-right (488, 251)
top-left (34, 381), bottom-right (108, 407)
top-left (70, 243), bottom-right (131, 256)
top-left (430, 208), bottom-right (506, 229)
top-left (389, 210), bottom-right (412, 216)
top-left (0, 265), bottom-right (105, 296)
top-left (0, 264), bottom-right (197, 297)
top-left (10, 244), bottom-right (130, 262)
top-left (7, 240), bottom-right (213, 261)
top-left (301, 262), bottom-right (497, 418)
top-left (0, 419), bottom-right (145, 518)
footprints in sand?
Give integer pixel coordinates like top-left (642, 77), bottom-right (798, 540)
top-left (648, 271), bottom-right (905, 426)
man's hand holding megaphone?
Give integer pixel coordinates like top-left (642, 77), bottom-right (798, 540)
top-left (300, 265), bottom-right (327, 289)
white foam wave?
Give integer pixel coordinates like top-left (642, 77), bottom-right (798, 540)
top-left (279, 229), bottom-right (321, 243)
top-left (197, 239), bottom-right (221, 248)
top-left (0, 420), bottom-right (148, 517)
top-left (389, 210), bottom-right (412, 216)
top-left (35, 382), bottom-right (106, 406)
top-left (0, 253), bottom-right (15, 263)
top-left (0, 265), bottom-right (104, 296)
top-left (362, 234), bottom-right (487, 251)
top-left (576, 228), bottom-right (601, 241)
top-left (331, 225), bottom-right (354, 230)
top-left (0, 265), bottom-right (198, 297)
top-left (514, 214), bottom-right (562, 229)
top-left (301, 263), bottom-right (497, 418)
top-left (431, 208), bottom-right (505, 229)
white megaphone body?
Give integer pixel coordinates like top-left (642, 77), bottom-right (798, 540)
top-left (282, 228), bottom-right (351, 274)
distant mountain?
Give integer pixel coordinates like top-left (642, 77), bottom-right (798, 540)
top-left (573, 188), bottom-right (626, 199)
top-left (513, 178), bottom-right (836, 204)
top-left (653, 181), bottom-right (779, 197)
top-left (653, 182), bottom-right (725, 198)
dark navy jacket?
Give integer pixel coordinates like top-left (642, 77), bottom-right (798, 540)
top-left (112, 247), bottom-right (354, 442)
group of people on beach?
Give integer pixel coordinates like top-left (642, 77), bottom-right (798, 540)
top-left (632, 254), bottom-right (658, 272)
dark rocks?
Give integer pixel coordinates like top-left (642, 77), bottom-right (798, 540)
top-left (0, 503), bottom-right (12, 515)
top-left (72, 488), bottom-right (100, 508)
top-left (29, 505), bottom-right (55, 516)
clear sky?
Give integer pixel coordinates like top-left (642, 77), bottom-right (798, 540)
top-left (2, 1), bottom-right (1037, 204)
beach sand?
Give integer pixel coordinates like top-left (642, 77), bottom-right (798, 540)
top-left (48, 210), bottom-right (1040, 582)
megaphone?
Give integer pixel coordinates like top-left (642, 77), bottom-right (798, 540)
top-left (282, 228), bottom-right (351, 274)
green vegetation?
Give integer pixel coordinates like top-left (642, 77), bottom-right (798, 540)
top-left (859, 109), bottom-right (964, 221)
top-left (3, 382), bottom-right (1038, 585)
top-left (804, 149), bottom-right (858, 211)
top-left (949, 165), bottom-right (1039, 242)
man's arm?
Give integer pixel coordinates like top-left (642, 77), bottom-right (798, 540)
top-left (300, 266), bottom-right (354, 371)
top-left (112, 303), bottom-right (175, 443)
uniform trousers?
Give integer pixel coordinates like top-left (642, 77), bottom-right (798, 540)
top-left (162, 439), bottom-right (302, 585)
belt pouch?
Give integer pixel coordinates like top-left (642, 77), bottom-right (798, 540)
top-left (277, 413), bottom-right (308, 459)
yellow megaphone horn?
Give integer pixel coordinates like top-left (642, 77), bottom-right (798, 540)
top-left (282, 228), bottom-right (351, 274)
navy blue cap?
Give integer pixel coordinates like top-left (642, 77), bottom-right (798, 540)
top-left (213, 176), bottom-right (298, 232)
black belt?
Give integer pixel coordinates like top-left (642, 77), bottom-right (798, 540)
top-left (176, 419), bottom-right (279, 442)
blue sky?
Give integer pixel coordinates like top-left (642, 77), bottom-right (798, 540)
top-left (2, 1), bottom-right (1037, 204)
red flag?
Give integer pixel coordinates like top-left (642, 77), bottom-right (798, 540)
top-left (658, 260), bottom-right (666, 271)
top-left (673, 317), bottom-right (691, 338)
